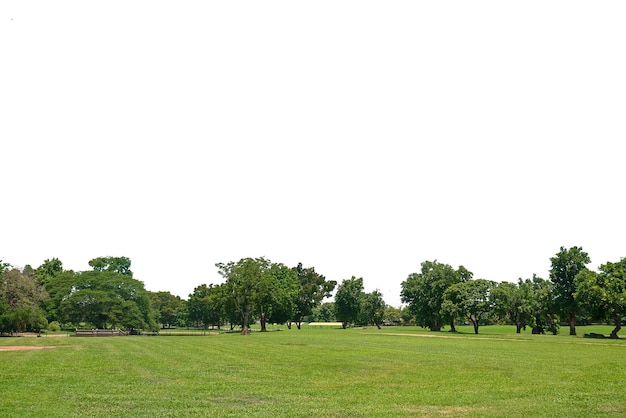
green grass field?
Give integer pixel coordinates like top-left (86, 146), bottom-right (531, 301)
top-left (1, 325), bottom-right (625, 417)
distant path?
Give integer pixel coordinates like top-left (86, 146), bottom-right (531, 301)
top-left (0, 346), bottom-right (59, 351)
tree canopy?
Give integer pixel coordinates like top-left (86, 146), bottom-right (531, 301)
top-left (442, 279), bottom-right (494, 335)
top-left (334, 276), bottom-right (364, 329)
top-left (575, 258), bottom-right (626, 338)
top-left (401, 261), bottom-right (471, 332)
top-left (550, 246), bottom-right (590, 335)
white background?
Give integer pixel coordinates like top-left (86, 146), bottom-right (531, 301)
top-left (2, 1), bottom-right (624, 306)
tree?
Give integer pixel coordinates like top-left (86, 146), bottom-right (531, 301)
top-left (41, 270), bottom-right (77, 323)
top-left (216, 257), bottom-right (271, 335)
top-left (524, 275), bottom-right (559, 335)
top-left (334, 276), bottom-right (364, 329)
top-left (151, 291), bottom-right (186, 329)
top-left (1, 268), bottom-right (49, 310)
top-left (575, 258), bottom-right (626, 338)
top-left (55, 266), bottom-right (156, 331)
top-left (0, 267), bottom-right (49, 333)
top-left (383, 305), bottom-right (402, 326)
top-left (491, 280), bottom-right (534, 333)
top-left (291, 263), bottom-right (336, 329)
top-left (361, 290), bottom-right (386, 329)
top-left (264, 263), bottom-right (298, 328)
top-left (88, 256), bottom-right (133, 277)
top-left (549, 246), bottom-right (590, 335)
top-left (401, 261), bottom-right (472, 332)
top-left (310, 302), bottom-right (335, 322)
top-left (0, 259), bottom-right (10, 275)
top-left (187, 284), bottom-right (226, 329)
top-left (35, 258), bottom-right (63, 287)
top-left (441, 279), bottom-right (494, 334)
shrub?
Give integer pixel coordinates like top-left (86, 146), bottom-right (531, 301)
top-left (47, 321), bottom-right (61, 332)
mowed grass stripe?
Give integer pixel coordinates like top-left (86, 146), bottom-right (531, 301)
top-left (1, 326), bottom-right (625, 417)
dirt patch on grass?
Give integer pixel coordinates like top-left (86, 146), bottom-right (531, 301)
top-left (0, 346), bottom-right (59, 351)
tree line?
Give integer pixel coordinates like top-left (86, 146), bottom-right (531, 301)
top-left (401, 246), bottom-right (625, 338)
top-left (1, 246), bottom-right (624, 337)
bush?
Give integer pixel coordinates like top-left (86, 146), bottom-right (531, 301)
top-left (47, 321), bottom-right (61, 332)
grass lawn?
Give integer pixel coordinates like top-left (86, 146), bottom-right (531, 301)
top-left (1, 325), bottom-right (625, 417)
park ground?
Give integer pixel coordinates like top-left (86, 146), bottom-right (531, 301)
top-left (1, 325), bottom-right (625, 417)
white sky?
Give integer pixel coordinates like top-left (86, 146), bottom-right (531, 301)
top-left (2, 1), bottom-right (624, 307)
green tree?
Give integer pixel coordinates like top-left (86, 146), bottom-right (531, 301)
top-left (216, 257), bottom-right (271, 335)
top-left (491, 280), bottom-right (534, 333)
top-left (0, 259), bottom-right (11, 275)
top-left (56, 266), bottom-right (156, 331)
top-left (187, 284), bottom-right (226, 329)
top-left (291, 263), bottom-right (336, 329)
top-left (35, 258), bottom-right (63, 287)
top-left (383, 305), bottom-right (402, 326)
top-left (334, 276), bottom-right (364, 329)
top-left (264, 263), bottom-right (298, 329)
top-left (88, 256), bottom-right (133, 277)
top-left (41, 270), bottom-right (77, 323)
top-left (1, 268), bottom-right (49, 310)
top-left (549, 246), bottom-right (590, 335)
top-left (361, 290), bottom-right (386, 329)
top-left (151, 291), bottom-right (185, 329)
top-left (441, 279), bottom-right (494, 334)
top-left (0, 267), bottom-right (49, 333)
top-left (310, 302), bottom-right (335, 322)
top-left (575, 258), bottom-right (626, 338)
top-left (401, 261), bottom-right (472, 332)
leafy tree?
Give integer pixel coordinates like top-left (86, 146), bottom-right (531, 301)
top-left (400, 306), bottom-right (415, 325)
top-left (291, 263), bottom-right (336, 329)
top-left (361, 290), bottom-right (386, 329)
top-left (88, 256), bottom-right (133, 277)
top-left (491, 280), bottom-right (534, 333)
top-left (174, 304), bottom-right (191, 328)
top-left (1, 268), bottom-right (49, 310)
top-left (0, 259), bottom-right (11, 275)
top-left (188, 284), bottom-right (227, 329)
top-left (401, 261), bottom-right (472, 332)
top-left (310, 302), bottom-right (335, 322)
top-left (264, 263), bottom-right (298, 328)
top-left (41, 270), bottom-right (77, 323)
top-left (216, 257), bottom-right (271, 335)
top-left (575, 258), bottom-right (626, 338)
top-left (441, 279), bottom-right (494, 334)
top-left (549, 246), bottom-right (590, 335)
top-left (334, 276), bottom-right (364, 329)
top-left (525, 275), bottom-right (559, 335)
top-left (383, 305), bottom-right (402, 325)
top-left (55, 267), bottom-right (156, 331)
top-left (35, 258), bottom-right (63, 286)
top-left (0, 267), bottom-right (49, 333)
top-left (151, 291), bottom-right (185, 329)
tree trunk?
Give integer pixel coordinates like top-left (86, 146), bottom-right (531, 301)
top-left (260, 313), bottom-right (267, 332)
top-left (430, 319), bottom-right (441, 332)
top-left (569, 312), bottom-right (576, 336)
top-left (470, 317), bottom-right (479, 334)
top-left (286, 321), bottom-right (292, 330)
top-left (610, 315), bottom-right (621, 339)
top-left (516, 323), bottom-right (523, 334)
top-left (296, 321), bottom-right (302, 330)
top-left (449, 319), bottom-right (457, 333)
top-left (241, 312), bottom-right (251, 335)
top-left (342, 321), bottom-right (348, 329)
top-left (376, 323), bottom-right (381, 330)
